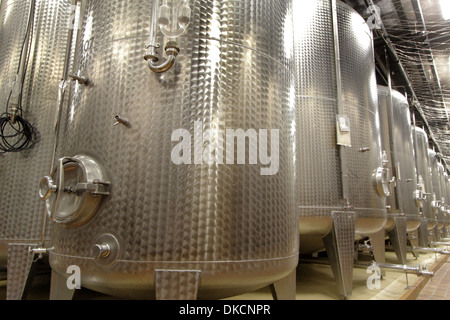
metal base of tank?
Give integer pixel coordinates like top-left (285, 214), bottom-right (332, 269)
top-left (408, 230), bottom-right (420, 259)
top-left (387, 216), bottom-right (408, 265)
top-left (368, 230), bottom-right (386, 277)
top-left (50, 270), bottom-right (75, 300)
top-left (48, 254), bottom-right (298, 300)
top-left (322, 211), bottom-right (356, 299)
top-left (269, 270), bottom-right (297, 300)
top-left (6, 243), bottom-right (38, 300)
top-left (0, 243), bottom-right (8, 267)
top-left (418, 219), bottom-right (430, 248)
top-left (47, 269), bottom-right (298, 301)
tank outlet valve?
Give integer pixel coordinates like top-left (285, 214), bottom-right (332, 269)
top-left (413, 190), bottom-right (423, 208)
top-left (29, 247), bottom-right (54, 261)
top-left (114, 115), bottom-right (131, 128)
top-left (92, 244), bottom-right (111, 259)
top-left (69, 74), bottom-right (89, 85)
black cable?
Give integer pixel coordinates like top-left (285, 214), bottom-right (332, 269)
top-left (0, 114), bottom-right (34, 153)
top-left (0, 0), bottom-right (36, 153)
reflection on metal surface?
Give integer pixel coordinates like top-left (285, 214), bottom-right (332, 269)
top-left (48, 0), bottom-right (298, 300)
top-left (294, 0), bottom-right (386, 242)
top-left (377, 86), bottom-right (420, 233)
top-left (0, 0), bottom-right (72, 264)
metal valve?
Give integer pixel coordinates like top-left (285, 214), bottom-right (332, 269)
top-left (114, 115), bottom-right (131, 127)
top-left (92, 244), bottom-right (111, 258)
top-left (69, 74), bottom-right (89, 85)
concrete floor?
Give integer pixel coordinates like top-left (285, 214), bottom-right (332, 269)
top-left (0, 248), bottom-right (447, 300)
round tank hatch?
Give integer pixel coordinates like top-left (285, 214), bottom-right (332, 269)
top-left (39, 155), bottom-right (110, 228)
top-left (374, 167), bottom-right (390, 198)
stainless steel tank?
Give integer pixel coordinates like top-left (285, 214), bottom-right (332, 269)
top-left (41, 0), bottom-right (298, 300)
top-left (377, 86), bottom-right (420, 233)
top-left (0, 0), bottom-right (71, 266)
top-left (376, 86), bottom-right (420, 264)
top-left (444, 174), bottom-right (450, 230)
top-left (294, 0), bottom-right (387, 297)
top-left (412, 127), bottom-right (436, 231)
top-left (437, 162), bottom-right (447, 232)
top-left (428, 148), bottom-right (444, 238)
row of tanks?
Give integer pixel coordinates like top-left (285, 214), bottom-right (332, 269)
top-left (0, 0), bottom-right (449, 300)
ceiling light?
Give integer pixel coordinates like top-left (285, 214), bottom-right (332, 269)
top-left (439, 0), bottom-right (450, 20)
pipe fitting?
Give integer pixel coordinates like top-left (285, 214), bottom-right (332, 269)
top-left (145, 42), bottom-right (180, 73)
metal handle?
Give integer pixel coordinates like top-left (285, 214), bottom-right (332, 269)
top-left (48, 157), bottom-right (67, 221)
top-left (42, 157), bottom-right (74, 221)
top-left (39, 176), bottom-right (57, 201)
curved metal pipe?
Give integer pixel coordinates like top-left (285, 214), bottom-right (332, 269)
top-left (145, 43), bottom-right (179, 73)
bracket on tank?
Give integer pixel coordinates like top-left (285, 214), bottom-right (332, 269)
top-left (269, 270), bottom-right (297, 300)
top-left (367, 229), bottom-right (387, 277)
top-left (387, 216), bottom-right (408, 265)
top-left (418, 219), bottom-right (430, 247)
top-left (322, 211), bottom-right (356, 299)
top-left (6, 244), bottom-right (52, 300)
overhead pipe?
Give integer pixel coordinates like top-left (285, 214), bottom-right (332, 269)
top-left (410, 0), bottom-right (449, 123)
top-left (364, 0), bottom-right (444, 157)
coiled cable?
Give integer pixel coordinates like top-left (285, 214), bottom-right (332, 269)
top-left (0, 112), bottom-right (34, 153)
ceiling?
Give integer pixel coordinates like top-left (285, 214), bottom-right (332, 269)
top-left (342, 0), bottom-right (450, 168)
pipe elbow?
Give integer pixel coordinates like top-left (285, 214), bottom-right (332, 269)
top-left (145, 42), bottom-right (180, 74)
top-left (147, 54), bottom-right (177, 73)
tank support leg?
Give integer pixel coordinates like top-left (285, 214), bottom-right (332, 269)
top-left (6, 244), bottom-right (38, 300)
top-left (154, 269), bottom-right (201, 300)
top-left (387, 216), bottom-right (407, 265)
top-left (418, 219), bottom-right (429, 248)
top-left (322, 211), bottom-right (356, 299)
top-left (269, 270), bottom-right (296, 300)
top-left (369, 230), bottom-right (386, 277)
top-left (49, 271), bottom-right (75, 300)
top-left (432, 225), bottom-right (439, 242)
top-left (408, 230), bottom-right (420, 259)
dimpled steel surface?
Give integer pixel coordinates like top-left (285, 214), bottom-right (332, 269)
top-left (294, 0), bottom-right (386, 253)
top-left (0, 0), bottom-right (70, 263)
top-left (429, 148), bottom-right (444, 230)
top-left (413, 127), bottom-right (436, 230)
top-left (438, 162), bottom-right (446, 229)
top-left (377, 87), bottom-right (420, 233)
top-left (49, 0), bottom-right (298, 299)
top-left (446, 177), bottom-right (450, 227)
